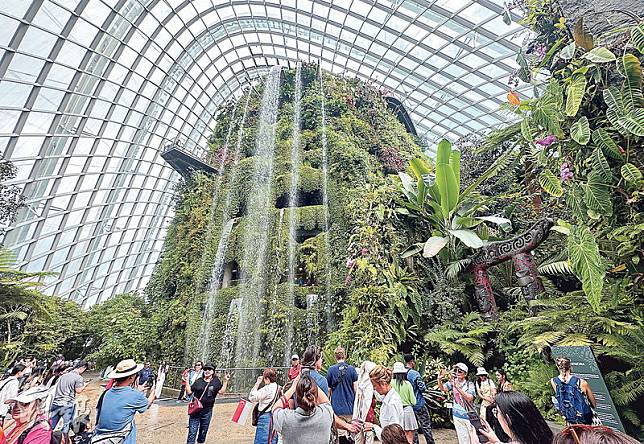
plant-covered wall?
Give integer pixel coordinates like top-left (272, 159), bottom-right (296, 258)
top-left (145, 63), bottom-right (424, 368)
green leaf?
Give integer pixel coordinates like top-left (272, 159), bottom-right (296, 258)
top-left (632, 23), bottom-right (644, 54)
top-left (572, 18), bottom-right (594, 51)
top-left (422, 236), bottom-right (449, 258)
top-left (450, 149), bottom-right (461, 194)
top-left (520, 118), bottom-right (534, 141)
top-left (570, 116), bottom-right (591, 145)
top-left (618, 54), bottom-right (644, 110)
top-left (567, 184), bottom-right (587, 221)
top-left (617, 108), bottom-right (644, 137)
top-left (559, 42), bottom-right (576, 60)
top-left (583, 176), bottom-right (613, 216)
top-left (539, 169), bottom-right (564, 197)
top-left (401, 243), bottom-right (424, 259)
top-left (581, 47), bottom-right (616, 63)
top-left (566, 74), bottom-right (587, 117)
top-left (621, 163), bottom-right (643, 183)
top-left (449, 229), bottom-right (485, 248)
top-left (435, 139), bottom-right (459, 219)
top-left (590, 147), bottom-right (612, 181)
top-left (591, 128), bottom-right (623, 159)
top-left (568, 226), bottom-right (605, 312)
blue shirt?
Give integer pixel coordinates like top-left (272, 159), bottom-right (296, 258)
top-left (327, 362), bottom-right (358, 415)
top-left (445, 380), bottom-right (476, 420)
top-left (406, 367), bottom-right (426, 411)
top-left (96, 386), bottom-right (148, 444)
top-left (310, 370), bottom-right (329, 395)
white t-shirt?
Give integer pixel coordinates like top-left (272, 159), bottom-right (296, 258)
top-left (250, 382), bottom-right (278, 410)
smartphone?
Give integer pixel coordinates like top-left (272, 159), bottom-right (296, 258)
top-left (467, 411), bottom-right (489, 443)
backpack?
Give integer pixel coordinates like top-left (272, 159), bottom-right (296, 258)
top-left (17, 420), bottom-right (63, 444)
top-left (552, 375), bottom-right (593, 424)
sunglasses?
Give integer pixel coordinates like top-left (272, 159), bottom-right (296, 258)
top-left (455, 369), bottom-right (465, 374)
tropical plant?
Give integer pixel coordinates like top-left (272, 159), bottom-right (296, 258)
top-left (398, 139), bottom-right (516, 262)
top-left (424, 312), bottom-right (494, 367)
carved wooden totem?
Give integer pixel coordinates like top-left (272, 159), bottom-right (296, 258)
top-left (466, 219), bottom-right (553, 320)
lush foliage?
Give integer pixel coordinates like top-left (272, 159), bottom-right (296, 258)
top-left (0, 153), bottom-right (25, 236)
top-left (0, 248), bottom-right (87, 368)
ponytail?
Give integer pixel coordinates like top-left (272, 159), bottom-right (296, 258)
top-left (296, 374), bottom-right (318, 412)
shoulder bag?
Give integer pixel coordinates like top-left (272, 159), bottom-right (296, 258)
top-left (188, 382), bottom-right (208, 416)
top-left (251, 385), bottom-right (281, 427)
top-left (89, 422), bottom-right (133, 444)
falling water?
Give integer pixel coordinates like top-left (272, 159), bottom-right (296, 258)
top-left (319, 66), bottom-right (333, 329)
top-left (284, 62), bottom-right (303, 365)
top-left (306, 293), bottom-right (319, 344)
top-left (235, 66), bottom-right (282, 366)
top-left (268, 207), bottom-right (285, 365)
top-left (197, 218), bottom-right (235, 361)
top-left (219, 298), bottom-right (242, 369)
top-left (189, 89), bottom-right (253, 362)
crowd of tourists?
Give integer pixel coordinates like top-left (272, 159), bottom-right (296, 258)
top-left (0, 351), bottom-right (638, 444)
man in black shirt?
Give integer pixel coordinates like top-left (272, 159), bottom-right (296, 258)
top-left (185, 363), bottom-right (230, 444)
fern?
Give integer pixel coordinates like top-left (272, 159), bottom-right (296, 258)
top-left (538, 260), bottom-right (573, 275)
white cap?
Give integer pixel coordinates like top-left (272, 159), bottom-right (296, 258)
top-left (392, 362), bottom-right (407, 374)
top-left (455, 363), bottom-right (469, 373)
top-left (4, 386), bottom-right (49, 405)
top-left (476, 367), bottom-right (488, 376)
top-left (291, 354), bottom-right (299, 360)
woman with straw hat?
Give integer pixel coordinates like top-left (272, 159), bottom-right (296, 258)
top-left (92, 359), bottom-right (157, 444)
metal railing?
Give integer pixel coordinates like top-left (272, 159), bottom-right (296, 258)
top-left (160, 365), bottom-right (292, 400)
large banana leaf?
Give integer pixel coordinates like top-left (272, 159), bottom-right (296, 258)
top-left (409, 157), bottom-right (432, 206)
top-left (434, 139), bottom-right (459, 220)
top-left (450, 149), bottom-right (461, 193)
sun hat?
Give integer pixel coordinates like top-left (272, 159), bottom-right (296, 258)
top-left (4, 386), bottom-right (49, 405)
top-left (392, 362), bottom-right (407, 374)
top-left (454, 362), bottom-right (469, 373)
top-left (291, 354), bottom-right (299, 360)
top-left (203, 363), bottom-right (215, 370)
top-left (476, 367), bottom-right (488, 376)
top-left (107, 359), bottom-right (144, 379)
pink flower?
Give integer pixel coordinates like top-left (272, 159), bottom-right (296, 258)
top-left (560, 163), bottom-right (574, 183)
top-left (361, 247), bottom-right (369, 256)
top-left (344, 275), bottom-right (353, 285)
top-left (346, 258), bottom-right (356, 269)
top-left (535, 135), bottom-right (557, 147)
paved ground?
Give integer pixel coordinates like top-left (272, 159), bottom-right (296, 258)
top-left (80, 377), bottom-right (459, 444)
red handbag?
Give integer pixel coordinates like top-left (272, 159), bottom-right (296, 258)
top-left (188, 387), bottom-right (207, 415)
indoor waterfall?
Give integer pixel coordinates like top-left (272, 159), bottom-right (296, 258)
top-left (284, 62), bottom-right (302, 365)
top-left (192, 89), bottom-right (252, 362)
top-left (196, 218), bottom-right (235, 361)
top-left (218, 298), bottom-right (242, 370)
top-left (235, 66), bottom-right (282, 366)
top-left (319, 67), bottom-right (333, 329)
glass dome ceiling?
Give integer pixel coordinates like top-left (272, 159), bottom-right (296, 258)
top-left (0, 0), bottom-right (529, 307)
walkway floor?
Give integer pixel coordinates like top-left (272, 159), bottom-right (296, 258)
top-left (80, 377), bottom-right (458, 443)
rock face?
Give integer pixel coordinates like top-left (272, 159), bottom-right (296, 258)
top-left (559, 0), bottom-right (643, 38)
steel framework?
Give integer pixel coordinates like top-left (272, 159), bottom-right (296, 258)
top-left (0, 0), bottom-right (528, 306)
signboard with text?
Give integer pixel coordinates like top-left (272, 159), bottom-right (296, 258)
top-left (551, 345), bottom-right (624, 432)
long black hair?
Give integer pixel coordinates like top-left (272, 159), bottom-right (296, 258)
top-left (495, 391), bottom-right (553, 444)
top-left (393, 372), bottom-right (407, 389)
